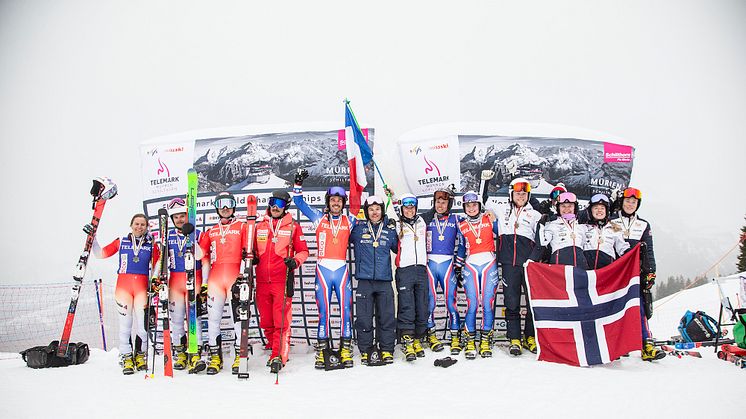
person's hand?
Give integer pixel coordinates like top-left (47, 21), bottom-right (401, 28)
top-left (284, 257), bottom-right (298, 271)
top-left (454, 266), bottom-right (464, 288)
top-left (294, 168), bottom-right (309, 185)
top-left (645, 273), bottom-right (656, 290)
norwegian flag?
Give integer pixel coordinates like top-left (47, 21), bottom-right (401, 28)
top-left (525, 244), bottom-right (643, 367)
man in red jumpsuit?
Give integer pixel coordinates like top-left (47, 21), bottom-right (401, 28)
top-left (254, 190), bottom-right (309, 373)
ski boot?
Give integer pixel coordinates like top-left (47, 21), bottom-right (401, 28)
top-left (522, 336), bottom-right (537, 354)
top-left (401, 335), bottom-right (417, 362)
top-left (205, 345), bottom-right (223, 375)
top-left (188, 350), bottom-right (206, 374)
top-left (450, 331), bottom-right (462, 355)
top-left (173, 345), bottom-right (188, 370)
top-left (427, 328), bottom-right (444, 352)
top-left (134, 351), bottom-right (148, 371)
top-left (509, 339), bottom-right (522, 356)
top-left (464, 332), bottom-right (477, 360)
top-left (340, 338), bottom-right (354, 368)
top-left (479, 330), bottom-right (493, 358)
top-left (641, 339), bottom-right (666, 361)
top-left (120, 353), bottom-right (135, 375)
top-left (413, 338), bottom-right (426, 358)
top-left (382, 351), bottom-right (394, 364)
top-left (269, 357), bottom-right (283, 373)
top-left (231, 345), bottom-right (242, 374)
top-left (360, 352), bottom-right (369, 366)
top-left (315, 339), bottom-right (328, 370)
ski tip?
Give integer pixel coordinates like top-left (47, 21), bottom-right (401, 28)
top-left (247, 195), bottom-right (257, 204)
top-left (158, 208), bottom-right (168, 216)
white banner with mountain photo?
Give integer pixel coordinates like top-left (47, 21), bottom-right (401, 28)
top-left (139, 124), bottom-right (375, 350)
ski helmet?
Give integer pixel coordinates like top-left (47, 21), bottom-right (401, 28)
top-left (214, 191), bottom-right (237, 218)
top-left (398, 193), bottom-right (418, 222)
top-left (432, 184), bottom-right (456, 213)
top-left (268, 190), bottom-right (291, 212)
top-left (509, 177), bottom-right (532, 205)
top-left (549, 183), bottom-right (567, 201)
top-left (555, 191), bottom-right (578, 215)
top-left (325, 186), bottom-right (347, 210)
top-left (588, 193), bottom-right (610, 224)
top-left (461, 190), bottom-right (482, 217)
top-left (621, 187), bottom-right (642, 215)
top-left (91, 176), bottom-right (118, 201)
top-left (363, 195), bottom-right (385, 221)
top-left (167, 197), bottom-right (187, 217)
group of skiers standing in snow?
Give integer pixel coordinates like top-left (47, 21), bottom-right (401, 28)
top-left (94, 168), bottom-right (663, 376)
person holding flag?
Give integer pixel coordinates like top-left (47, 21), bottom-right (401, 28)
top-left (582, 193), bottom-right (630, 269)
top-left (491, 178), bottom-right (542, 356)
top-left (293, 169), bottom-right (358, 369)
top-left (609, 187), bottom-right (665, 361)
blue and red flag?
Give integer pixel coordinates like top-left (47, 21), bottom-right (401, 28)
top-left (344, 101), bottom-right (373, 216)
top-left (525, 244), bottom-right (643, 367)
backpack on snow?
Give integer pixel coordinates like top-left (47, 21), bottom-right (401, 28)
top-left (678, 310), bottom-right (719, 342)
top-left (20, 340), bottom-right (90, 369)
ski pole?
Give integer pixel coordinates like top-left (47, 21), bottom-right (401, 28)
top-left (94, 279), bottom-right (107, 351)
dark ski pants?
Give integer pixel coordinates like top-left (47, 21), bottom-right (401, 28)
top-left (395, 265), bottom-right (429, 339)
top-left (354, 279), bottom-right (396, 353)
top-left (502, 264), bottom-right (534, 340)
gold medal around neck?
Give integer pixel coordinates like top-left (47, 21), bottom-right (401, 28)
top-left (438, 235), bottom-right (445, 241)
top-left (133, 256), bottom-right (140, 263)
top-left (220, 238), bottom-right (226, 244)
top-left (333, 238), bottom-right (339, 244)
top-left (373, 241), bottom-right (379, 248)
top-left (476, 238), bottom-right (482, 244)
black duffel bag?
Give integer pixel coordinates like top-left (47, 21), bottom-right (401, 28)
top-left (20, 340), bottom-right (90, 369)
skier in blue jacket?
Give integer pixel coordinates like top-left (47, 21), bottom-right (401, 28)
top-left (350, 195), bottom-right (399, 365)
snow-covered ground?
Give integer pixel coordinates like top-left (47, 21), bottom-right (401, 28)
top-left (2, 276), bottom-right (743, 418)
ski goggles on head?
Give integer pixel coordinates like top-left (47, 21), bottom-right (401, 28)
top-left (401, 197), bottom-right (418, 207)
top-left (590, 194), bottom-right (610, 205)
top-left (511, 182), bottom-right (531, 193)
top-left (268, 196), bottom-right (288, 209)
top-left (433, 191), bottom-right (451, 201)
top-left (462, 192), bottom-right (480, 204)
top-left (168, 197), bottom-right (185, 209)
top-left (214, 197), bottom-right (236, 209)
top-left (623, 187), bottom-right (642, 199)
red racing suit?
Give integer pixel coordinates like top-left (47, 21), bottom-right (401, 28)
top-left (254, 211), bottom-right (309, 363)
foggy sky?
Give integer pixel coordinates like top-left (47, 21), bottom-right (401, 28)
top-left (1, 0), bottom-right (744, 285)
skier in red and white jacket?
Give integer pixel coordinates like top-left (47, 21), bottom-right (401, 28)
top-left (253, 190), bottom-right (309, 373)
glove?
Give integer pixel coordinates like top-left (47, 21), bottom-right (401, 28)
top-left (434, 356), bottom-right (458, 368)
top-left (538, 213), bottom-right (550, 226)
top-left (454, 266), bottom-right (463, 288)
top-left (383, 185), bottom-right (394, 198)
top-left (645, 273), bottom-right (656, 290)
top-left (252, 256), bottom-right (260, 266)
top-left (83, 224), bottom-right (94, 235)
top-left (294, 168), bottom-right (309, 185)
top-left (284, 257), bottom-right (298, 271)
top-left (387, 218), bottom-right (397, 229)
top-left (610, 187), bottom-right (622, 202)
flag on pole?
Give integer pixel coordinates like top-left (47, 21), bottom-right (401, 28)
top-left (525, 244), bottom-right (643, 367)
top-left (344, 100), bottom-right (373, 215)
